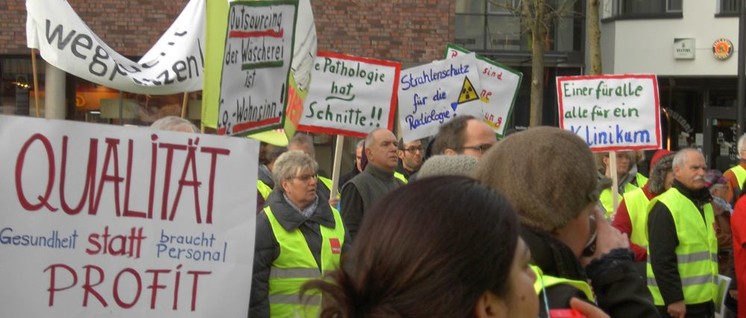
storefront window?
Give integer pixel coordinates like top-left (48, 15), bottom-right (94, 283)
top-left (1, 57), bottom-right (37, 117)
top-left (0, 56), bottom-right (201, 128)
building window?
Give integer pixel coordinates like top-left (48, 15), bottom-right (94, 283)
top-left (719, 0), bottom-right (740, 15)
top-left (605, 0), bottom-right (683, 19)
top-left (455, 0), bottom-right (582, 53)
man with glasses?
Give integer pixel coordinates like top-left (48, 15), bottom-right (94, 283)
top-left (341, 128), bottom-right (403, 241)
top-left (395, 138), bottom-right (424, 183)
top-left (429, 115), bottom-right (497, 159)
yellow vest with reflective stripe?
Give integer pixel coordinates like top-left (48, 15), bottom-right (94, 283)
top-left (645, 188), bottom-right (718, 306)
top-left (600, 183), bottom-right (638, 220)
top-left (394, 171), bottom-right (408, 184)
top-left (257, 180), bottom-right (273, 200)
top-left (531, 265), bottom-right (595, 302)
top-left (727, 165), bottom-right (746, 197)
top-left (264, 206), bottom-right (345, 317)
top-left (622, 188), bottom-right (652, 249)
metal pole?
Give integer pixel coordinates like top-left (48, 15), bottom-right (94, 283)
top-left (737, 0), bottom-right (746, 137)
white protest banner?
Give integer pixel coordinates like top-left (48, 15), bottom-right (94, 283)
top-left (298, 51), bottom-right (400, 138)
top-left (26, 0), bottom-right (206, 95)
top-left (556, 74), bottom-right (661, 151)
top-left (0, 115), bottom-right (257, 317)
top-left (398, 53), bottom-right (483, 142)
top-left (217, 0), bottom-right (297, 136)
top-left (445, 44), bottom-right (522, 137)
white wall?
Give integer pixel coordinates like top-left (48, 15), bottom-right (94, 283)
top-left (600, 1), bottom-right (739, 76)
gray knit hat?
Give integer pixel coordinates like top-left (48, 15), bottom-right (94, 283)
top-left (417, 155), bottom-right (478, 178)
top-left (474, 126), bottom-right (599, 232)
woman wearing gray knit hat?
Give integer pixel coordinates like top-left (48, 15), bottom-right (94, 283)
top-left (416, 154), bottom-right (478, 179)
top-left (474, 126), bottom-right (658, 318)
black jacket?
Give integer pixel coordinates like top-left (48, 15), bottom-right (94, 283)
top-left (648, 180), bottom-right (714, 315)
top-left (249, 190), bottom-right (350, 318)
top-left (522, 226), bottom-right (659, 318)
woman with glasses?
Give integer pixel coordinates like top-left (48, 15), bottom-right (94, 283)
top-left (250, 150), bottom-right (349, 318)
top-left (474, 127), bottom-right (659, 318)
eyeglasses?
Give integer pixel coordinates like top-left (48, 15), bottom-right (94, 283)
top-left (459, 143), bottom-right (494, 154)
top-left (404, 147), bottom-right (423, 153)
top-left (292, 174), bottom-right (317, 182)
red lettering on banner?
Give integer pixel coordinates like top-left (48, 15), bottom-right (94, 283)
top-left (14, 134), bottom-right (231, 224)
top-left (45, 263), bottom-right (211, 311)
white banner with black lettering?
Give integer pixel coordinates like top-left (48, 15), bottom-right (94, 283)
top-left (26, 0), bottom-right (205, 95)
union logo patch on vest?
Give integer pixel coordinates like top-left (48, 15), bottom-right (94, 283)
top-left (329, 238), bottom-right (341, 254)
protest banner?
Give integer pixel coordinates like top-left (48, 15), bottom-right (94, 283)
top-left (203, 0), bottom-right (316, 143)
top-left (445, 44), bottom-right (522, 137)
top-left (216, 0), bottom-right (298, 136)
top-left (25, 0), bottom-right (205, 95)
top-left (0, 115), bottom-right (257, 317)
top-left (556, 74), bottom-right (661, 152)
top-left (398, 53), bottom-right (483, 142)
top-left (281, 0), bottom-right (318, 142)
top-left (298, 51), bottom-right (400, 138)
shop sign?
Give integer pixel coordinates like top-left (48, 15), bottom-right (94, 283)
top-left (673, 38), bottom-right (695, 60)
top-left (713, 38), bottom-right (733, 60)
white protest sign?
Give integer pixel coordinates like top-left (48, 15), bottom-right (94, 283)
top-left (217, 1), bottom-right (297, 136)
top-left (298, 51), bottom-right (400, 138)
top-left (26, 0), bottom-right (206, 95)
top-left (0, 115), bottom-right (257, 317)
top-left (445, 44), bottom-right (522, 137)
top-left (398, 53), bottom-right (483, 142)
top-left (556, 74), bottom-right (661, 151)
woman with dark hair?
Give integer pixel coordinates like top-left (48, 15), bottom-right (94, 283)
top-left (302, 176), bottom-right (605, 318)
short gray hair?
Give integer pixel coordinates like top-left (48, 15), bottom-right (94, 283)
top-left (150, 116), bottom-right (198, 133)
top-left (673, 148), bottom-right (700, 168)
top-left (289, 133), bottom-right (315, 157)
top-left (272, 150), bottom-right (318, 191)
top-left (364, 128), bottom-right (387, 150)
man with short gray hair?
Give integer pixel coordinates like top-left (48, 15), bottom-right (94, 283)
top-left (647, 148), bottom-right (717, 318)
top-left (340, 128), bottom-right (402, 241)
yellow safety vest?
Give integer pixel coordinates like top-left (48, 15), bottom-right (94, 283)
top-left (531, 265), bottom-right (595, 302)
top-left (598, 183), bottom-right (637, 220)
top-left (264, 206), bottom-right (345, 317)
top-left (318, 176), bottom-right (339, 198)
top-left (257, 180), bottom-right (273, 200)
top-left (727, 165), bottom-right (746, 198)
top-left (646, 188), bottom-right (718, 306)
top-left (621, 187), bottom-right (652, 249)
top-left (636, 173), bottom-right (649, 188)
top-left (394, 171), bottom-right (408, 184)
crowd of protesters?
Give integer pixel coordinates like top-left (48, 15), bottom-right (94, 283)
top-left (174, 112), bottom-right (746, 318)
